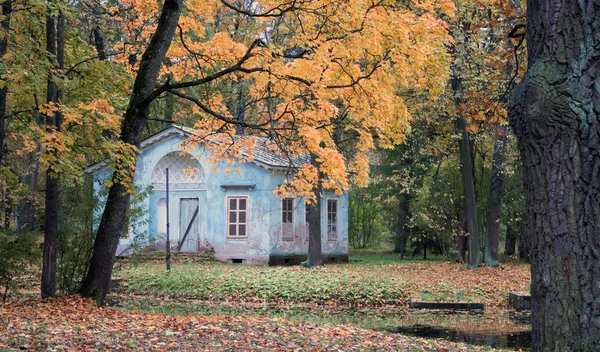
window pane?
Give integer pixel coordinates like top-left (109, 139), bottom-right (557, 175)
top-left (282, 199), bottom-right (288, 212)
top-left (230, 198), bottom-right (237, 210)
top-left (282, 211), bottom-right (286, 223)
top-left (229, 211), bottom-right (237, 223)
top-left (239, 224), bottom-right (246, 236)
top-left (239, 211), bottom-right (246, 223)
top-left (287, 212), bottom-right (293, 223)
top-left (239, 198), bottom-right (247, 210)
top-left (229, 224), bottom-right (237, 236)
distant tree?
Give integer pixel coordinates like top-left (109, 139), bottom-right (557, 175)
top-left (348, 185), bottom-right (385, 249)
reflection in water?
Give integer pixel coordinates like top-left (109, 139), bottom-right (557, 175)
top-left (108, 295), bottom-right (531, 351)
top-left (392, 325), bottom-right (531, 350)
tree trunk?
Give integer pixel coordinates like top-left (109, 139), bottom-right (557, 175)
top-left (453, 77), bottom-right (480, 269)
top-left (484, 125), bottom-right (507, 267)
top-left (0, 0), bottom-right (12, 167)
top-left (454, 198), bottom-right (468, 263)
top-left (92, 28), bottom-right (106, 60)
top-left (306, 188), bottom-right (322, 267)
top-left (41, 9), bottom-right (65, 299)
top-left (80, 0), bottom-right (184, 305)
top-left (504, 227), bottom-right (516, 256)
top-left (306, 156), bottom-right (323, 267)
top-left (394, 194), bottom-right (410, 258)
top-left (3, 186), bottom-right (10, 229)
top-left (235, 86), bottom-right (245, 135)
top-left (17, 108), bottom-right (42, 234)
top-left (508, 1), bottom-right (600, 349)
top-left (517, 235), bottom-right (529, 262)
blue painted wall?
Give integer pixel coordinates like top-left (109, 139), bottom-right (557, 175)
top-left (91, 128), bottom-right (348, 264)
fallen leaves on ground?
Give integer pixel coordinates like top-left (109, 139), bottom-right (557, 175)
top-left (114, 257), bottom-right (530, 311)
top-left (1, 296), bottom-right (501, 351)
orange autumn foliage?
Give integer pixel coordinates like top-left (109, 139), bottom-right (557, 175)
top-left (109, 0), bottom-right (454, 196)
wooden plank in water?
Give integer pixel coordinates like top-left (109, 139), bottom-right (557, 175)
top-left (409, 301), bottom-right (484, 311)
top-left (508, 293), bottom-right (531, 311)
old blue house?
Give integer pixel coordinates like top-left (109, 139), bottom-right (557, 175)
top-left (87, 126), bottom-right (348, 265)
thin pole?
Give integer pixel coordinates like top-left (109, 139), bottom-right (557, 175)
top-left (165, 168), bottom-right (171, 270)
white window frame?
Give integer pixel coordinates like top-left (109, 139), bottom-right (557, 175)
top-left (327, 199), bottom-right (338, 239)
top-left (227, 196), bottom-right (249, 238)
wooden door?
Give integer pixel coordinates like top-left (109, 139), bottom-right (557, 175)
top-left (179, 198), bottom-right (199, 252)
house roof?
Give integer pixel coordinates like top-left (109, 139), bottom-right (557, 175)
top-left (85, 125), bottom-right (308, 173)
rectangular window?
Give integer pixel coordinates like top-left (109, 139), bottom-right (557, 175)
top-left (327, 199), bottom-right (338, 239)
top-left (282, 198), bottom-right (293, 224)
top-left (282, 198), bottom-right (294, 241)
top-left (227, 196), bottom-right (248, 238)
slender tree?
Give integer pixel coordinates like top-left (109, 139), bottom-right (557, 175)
top-left (453, 76), bottom-right (480, 268)
top-left (508, 0), bottom-right (600, 350)
top-left (0, 0), bottom-right (12, 167)
top-left (41, 7), bottom-right (65, 299)
top-left (484, 125), bottom-right (507, 267)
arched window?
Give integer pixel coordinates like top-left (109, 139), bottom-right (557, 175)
top-left (152, 152), bottom-right (205, 190)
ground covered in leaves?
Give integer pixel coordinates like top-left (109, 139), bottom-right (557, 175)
top-left (1, 296), bottom-right (500, 351)
top-left (113, 254), bottom-right (530, 311)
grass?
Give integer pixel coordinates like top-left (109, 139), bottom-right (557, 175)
top-left (113, 252), bottom-right (530, 311)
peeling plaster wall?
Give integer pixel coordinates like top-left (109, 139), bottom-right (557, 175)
top-left (91, 132), bottom-right (348, 264)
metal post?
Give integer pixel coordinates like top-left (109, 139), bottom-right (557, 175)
top-left (165, 168), bottom-right (171, 271)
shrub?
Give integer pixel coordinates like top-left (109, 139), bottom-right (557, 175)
top-left (0, 230), bottom-right (41, 301)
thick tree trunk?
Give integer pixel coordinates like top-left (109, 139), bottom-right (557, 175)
top-left (80, 0), bottom-right (184, 305)
top-left (484, 126), bottom-right (507, 267)
top-left (0, 1), bottom-right (12, 167)
top-left (394, 194), bottom-right (410, 258)
top-left (453, 77), bottom-right (480, 269)
top-left (508, 1), bottom-right (600, 350)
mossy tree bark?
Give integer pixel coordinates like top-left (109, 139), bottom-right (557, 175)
top-left (508, 0), bottom-right (600, 350)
